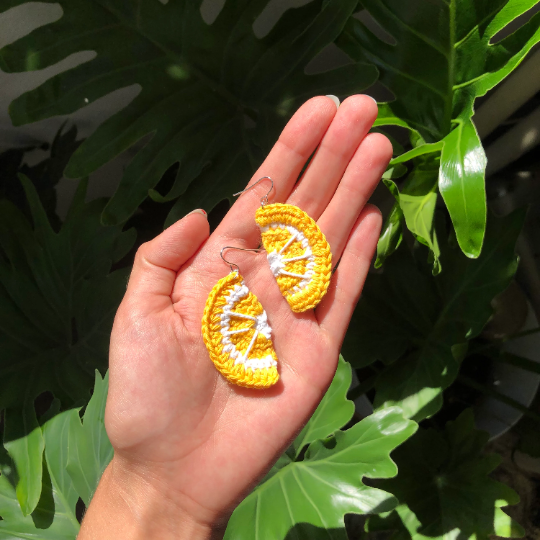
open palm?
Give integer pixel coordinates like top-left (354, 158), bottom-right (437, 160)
top-left (103, 95), bottom-right (392, 533)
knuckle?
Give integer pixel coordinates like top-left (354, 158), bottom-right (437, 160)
top-left (134, 242), bottom-right (151, 264)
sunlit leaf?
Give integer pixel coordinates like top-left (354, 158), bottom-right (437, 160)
top-left (368, 410), bottom-right (524, 539)
top-left (338, 0), bottom-right (540, 257)
top-left (383, 154), bottom-right (441, 274)
top-left (2, 405), bottom-right (44, 516)
top-left (0, 372), bottom-right (113, 538)
top-left (225, 408), bottom-right (417, 539)
top-left (66, 371), bottom-right (113, 506)
top-left (375, 201), bottom-right (403, 269)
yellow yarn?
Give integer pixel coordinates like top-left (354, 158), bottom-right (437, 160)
top-left (255, 203), bottom-right (332, 313)
top-left (202, 272), bottom-right (279, 389)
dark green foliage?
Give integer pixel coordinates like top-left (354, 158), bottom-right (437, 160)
top-left (0, 176), bottom-right (135, 411)
top-left (367, 410), bottom-right (524, 539)
top-left (343, 210), bottom-right (524, 421)
top-left (0, 1), bottom-right (538, 538)
top-left (0, 0), bottom-right (377, 226)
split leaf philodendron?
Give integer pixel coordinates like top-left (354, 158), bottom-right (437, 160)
top-left (337, 0), bottom-right (540, 262)
top-left (0, 176), bottom-right (135, 413)
top-left (0, 372), bottom-right (112, 539)
top-left (0, 2), bottom-right (537, 538)
top-left (0, 0), bottom-right (376, 226)
top-left (343, 209), bottom-right (524, 421)
top-left (367, 410), bottom-right (524, 539)
top-left (0, 362), bottom-right (419, 539)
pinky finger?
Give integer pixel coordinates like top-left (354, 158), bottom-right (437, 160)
top-left (316, 204), bottom-right (382, 345)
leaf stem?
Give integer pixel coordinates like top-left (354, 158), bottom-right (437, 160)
top-left (469, 327), bottom-right (540, 354)
top-left (457, 374), bottom-right (540, 424)
top-left (492, 353), bottom-right (540, 375)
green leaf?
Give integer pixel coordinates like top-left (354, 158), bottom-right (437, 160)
top-left (0, 175), bottom-right (135, 411)
top-left (345, 210), bottom-right (524, 420)
top-left (369, 410), bottom-right (524, 539)
top-left (67, 371), bottom-right (113, 506)
top-left (382, 163), bottom-right (407, 180)
top-left (342, 247), bottom-right (440, 369)
top-left (0, 410), bottom-right (80, 539)
top-left (0, 0), bottom-right (377, 225)
top-left (383, 155), bottom-right (441, 274)
top-left (434, 209), bottom-right (525, 344)
top-left (337, 1), bottom-right (540, 258)
top-left (0, 372), bottom-right (114, 538)
top-left (390, 142), bottom-right (444, 165)
top-left (292, 356), bottom-right (355, 458)
top-left (375, 201), bottom-right (403, 269)
top-left (3, 405), bottom-right (45, 516)
top-left (225, 408), bottom-right (417, 539)
top-left (439, 119), bottom-right (487, 258)
top-left (374, 343), bottom-right (457, 422)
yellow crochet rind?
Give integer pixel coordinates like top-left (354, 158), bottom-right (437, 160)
top-left (256, 203), bottom-right (332, 313)
top-left (202, 272), bottom-right (279, 389)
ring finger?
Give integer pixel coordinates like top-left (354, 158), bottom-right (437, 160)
top-left (286, 95), bottom-right (378, 221)
top-left (317, 132), bottom-right (393, 261)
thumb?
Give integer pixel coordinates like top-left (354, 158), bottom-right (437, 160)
top-left (126, 209), bottom-right (209, 303)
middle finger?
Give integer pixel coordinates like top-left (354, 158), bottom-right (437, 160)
top-left (286, 95), bottom-right (378, 221)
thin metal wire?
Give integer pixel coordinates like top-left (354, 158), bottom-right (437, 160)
top-left (221, 246), bottom-right (263, 273)
top-left (233, 176), bottom-right (274, 206)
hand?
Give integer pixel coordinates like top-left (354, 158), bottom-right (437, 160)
top-left (78, 95), bottom-right (392, 539)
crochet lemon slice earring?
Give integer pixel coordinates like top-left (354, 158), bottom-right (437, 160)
top-left (201, 247), bottom-right (279, 389)
top-left (235, 177), bottom-right (332, 313)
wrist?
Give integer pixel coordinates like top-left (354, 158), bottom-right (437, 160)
top-left (78, 456), bottom-right (222, 540)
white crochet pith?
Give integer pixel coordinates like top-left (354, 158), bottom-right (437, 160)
top-left (219, 279), bottom-right (277, 371)
top-left (261, 224), bottom-right (315, 294)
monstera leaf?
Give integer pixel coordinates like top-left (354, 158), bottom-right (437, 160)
top-left (225, 407), bottom-right (417, 540)
top-left (338, 0), bottom-right (540, 260)
top-left (0, 175), bottom-right (135, 412)
top-left (0, 371), bottom-right (112, 539)
top-left (0, 0), bottom-right (377, 225)
top-left (0, 124), bottom-right (79, 229)
top-left (367, 410), bottom-right (524, 539)
top-left (343, 209), bottom-right (524, 421)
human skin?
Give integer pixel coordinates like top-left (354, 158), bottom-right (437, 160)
top-left (78, 95), bottom-right (392, 539)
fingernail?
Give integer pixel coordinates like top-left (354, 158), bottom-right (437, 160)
top-left (366, 95), bottom-right (378, 106)
top-left (326, 95), bottom-right (340, 108)
top-left (187, 209), bottom-right (207, 218)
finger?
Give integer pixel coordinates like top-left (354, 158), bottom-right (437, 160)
top-left (287, 95), bottom-right (378, 220)
top-left (318, 133), bottom-right (392, 260)
top-left (126, 210), bottom-right (210, 303)
top-left (213, 96), bottom-right (338, 245)
top-left (316, 205), bottom-right (382, 343)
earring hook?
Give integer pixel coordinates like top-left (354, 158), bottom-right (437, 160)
top-left (221, 246), bottom-right (263, 273)
top-left (233, 176), bottom-right (274, 206)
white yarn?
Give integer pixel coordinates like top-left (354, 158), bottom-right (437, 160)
top-left (219, 279), bottom-right (276, 371)
top-left (261, 224), bottom-right (315, 293)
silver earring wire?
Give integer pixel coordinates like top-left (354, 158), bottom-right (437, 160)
top-left (221, 246), bottom-right (263, 273)
top-left (233, 176), bottom-right (274, 206)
